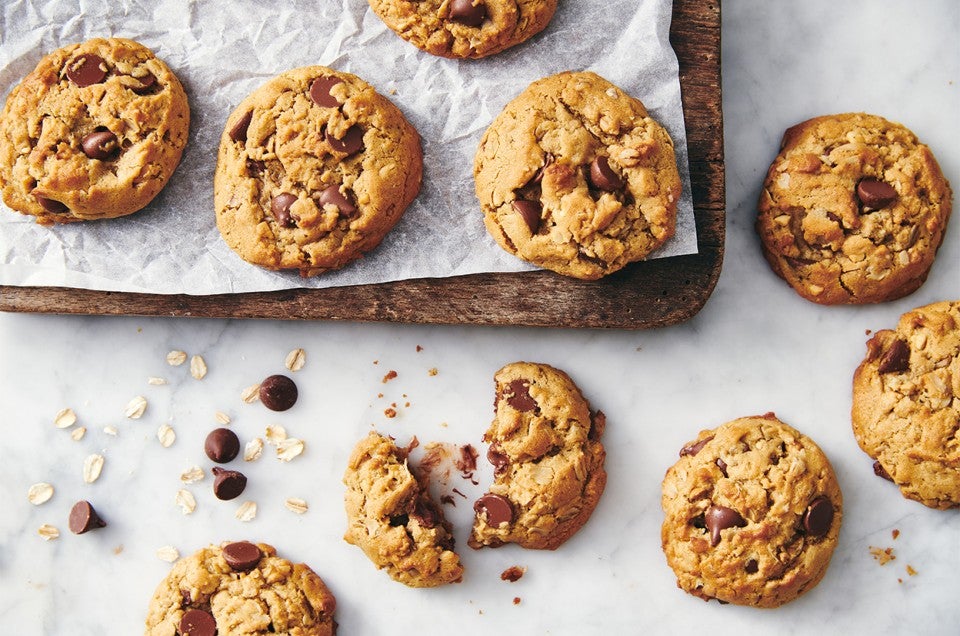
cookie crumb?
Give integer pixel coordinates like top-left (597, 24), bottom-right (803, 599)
top-left (891, 529), bottom-right (900, 540)
top-left (428, 367), bottom-right (438, 376)
top-left (501, 566), bottom-right (526, 582)
top-left (113, 544), bottom-right (124, 555)
top-left (869, 546), bottom-right (896, 565)
top-left (382, 370), bottom-right (398, 383)
top-left (513, 597), bottom-right (521, 605)
top-left (384, 407), bottom-right (397, 418)
top-left (416, 345), bottom-right (423, 352)
top-left (906, 564), bottom-right (918, 576)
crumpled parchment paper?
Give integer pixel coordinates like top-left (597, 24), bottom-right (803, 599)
top-left (0, 0), bottom-right (695, 294)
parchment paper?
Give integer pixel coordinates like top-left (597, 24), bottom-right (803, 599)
top-left (0, 0), bottom-right (696, 294)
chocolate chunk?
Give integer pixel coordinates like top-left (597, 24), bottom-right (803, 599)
top-left (66, 54), bottom-right (107, 87)
top-left (33, 192), bottom-right (69, 215)
top-left (745, 559), bottom-right (759, 574)
top-left (270, 193), bottom-right (299, 228)
top-left (212, 467), bottom-right (247, 500)
top-left (310, 76), bottom-right (344, 108)
top-left (259, 374), bottom-right (298, 411)
top-left (533, 154), bottom-right (554, 184)
top-left (474, 493), bottom-right (513, 526)
top-left (411, 499), bottom-right (438, 529)
top-left (318, 185), bottom-right (357, 215)
top-left (504, 379), bottom-right (536, 412)
top-left (878, 338), bottom-right (910, 374)
top-left (588, 156), bottom-right (625, 191)
top-left (857, 178), bottom-right (898, 210)
top-left (873, 460), bottom-right (894, 481)
top-left (449, 0), bottom-right (487, 26)
top-left (205, 428), bottom-right (240, 463)
top-left (803, 496), bottom-right (834, 537)
top-left (679, 435), bottom-right (714, 457)
top-left (388, 514), bottom-right (409, 527)
top-left (228, 110), bottom-right (253, 143)
top-left (487, 444), bottom-right (510, 475)
top-left (325, 125), bottom-right (363, 156)
top-left (704, 505), bottom-right (746, 546)
top-left (715, 458), bottom-right (728, 477)
top-left (69, 500), bottom-right (107, 534)
top-left (130, 71), bottom-right (157, 94)
top-left (512, 200), bottom-right (542, 233)
top-left (81, 129), bottom-right (119, 160)
top-left (179, 608), bottom-right (216, 636)
top-left (222, 541), bottom-right (262, 571)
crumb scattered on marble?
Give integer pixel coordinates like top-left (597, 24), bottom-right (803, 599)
top-left (891, 529), bottom-right (900, 540)
top-left (501, 566), bottom-right (526, 582)
top-left (513, 597), bottom-right (521, 605)
top-left (906, 564), bottom-right (917, 576)
top-left (428, 368), bottom-right (438, 376)
top-left (384, 407), bottom-right (397, 418)
top-left (382, 370), bottom-right (398, 383)
top-left (870, 546), bottom-right (896, 565)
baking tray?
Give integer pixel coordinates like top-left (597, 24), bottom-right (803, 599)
top-left (0, 0), bottom-right (724, 328)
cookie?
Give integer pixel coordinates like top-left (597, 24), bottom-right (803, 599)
top-left (144, 541), bottom-right (337, 635)
top-left (0, 37), bottom-right (189, 224)
top-left (474, 71), bottom-right (680, 280)
top-left (757, 113), bottom-right (953, 304)
top-left (368, 0), bottom-right (557, 59)
top-left (214, 66), bottom-right (422, 277)
top-left (661, 414), bottom-right (842, 608)
top-left (343, 431), bottom-right (463, 587)
top-left (468, 362), bottom-right (607, 550)
top-left (852, 300), bottom-right (960, 509)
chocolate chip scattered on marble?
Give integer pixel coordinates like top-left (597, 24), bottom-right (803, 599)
top-left (212, 467), bottom-right (247, 500)
top-left (69, 500), bottom-right (107, 534)
top-left (205, 428), bottom-right (240, 463)
top-left (259, 374), bottom-right (298, 411)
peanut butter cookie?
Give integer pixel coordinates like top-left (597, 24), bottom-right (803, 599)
top-left (0, 38), bottom-right (189, 224)
top-left (757, 113), bottom-right (952, 304)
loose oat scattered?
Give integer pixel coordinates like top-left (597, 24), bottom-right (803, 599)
top-left (235, 501), bottom-right (257, 522)
top-left (244, 438), bottom-right (264, 462)
top-left (265, 424), bottom-right (287, 445)
top-left (156, 546), bottom-right (180, 563)
top-left (147, 376), bottom-right (168, 386)
top-left (190, 355), bottom-right (207, 380)
top-left (166, 350), bottom-right (187, 366)
top-left (83, 454), bottom-right (105, 483)
top-left (276, 438), bottom-right (305, 462)
top-left (215, 410), bottom-right (231, 425)
top-left (176, 489), bottom-right (197, 515)
top-left (284, 497), bottom-right (309, 514)
top-left (71, 426), bottom-right (87, 441)
top-left (180, 466), bottom-right (205, 484)
top-left (125, 395), bottom-right (148, 419)
top-left (157, 424), bottom-right (176, 448)
top-left (428, 368), bottom-right (438, 376)
top-left (54, 408), bottom-right (77, 429)
top-left (28, 482), bottom-right (54, 505)
top-left (285, 348), bottom-right (306, 372)
top-left (38, 524), bottom-right (60, 541)
top-left (103, 425), bottom-right (118, 436)
top-left (241, 383), bottom-right (261, 403)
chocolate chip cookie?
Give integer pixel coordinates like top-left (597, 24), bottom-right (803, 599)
top-left (474, 71), bottom-right (681, 280)
top-left (214, 66), bottom-right (422, 277)
top-left (469, 362), bottom-right (607, 550)
top-left (757, 113), bottom-right (952, 304)
top-left (368, 0), bottom-right (557, 59)
top-left (0, 37), bottom-right (189, 224)
top-left (852, 300), bottom-right (960, 509)
top-left (661, 414), bottom-right (842, 608)
top-left (144, 541), bottom-right (337, 635)
top-left (343, 431), bottom-right (463, 587)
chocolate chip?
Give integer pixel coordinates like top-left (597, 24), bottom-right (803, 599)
top-left (325, 125), bottom-right (363, 156)
top-left (715, 458), bottom-right (728, 477)
top-left (857, 178), bottom-right (898, 210)
top-left (205, 428), bottom-right (240, 463)
top-left (318, 185), bottom-right (357, 215)
top-left (474, 493), bottom-right (513, 526)
top-left (487, 443), bottom-right (510, 475)
top-left (873, 460), bottom-right (894, 481)
top-left (259, 374), bottom-right (298, 411)
top-left (512, 200), bottom-right (542, 234)
top-left (505, 379), bottom-right (536, 412)
top-left (179, 608), bottom-right (216, 636)
top-left (228, 110), bottom-right (253, 143)
top-left (449, 0), bottom-right (487, 26)
top-left (411, 499), bottom-right (439, 529)
top-left (33, 192), bottom-right (69, 215)
top-left (533, 154), bottom-right (554, 184)
top-left (69, 500), bottom-right (107, 534)
top-left (130, 71), bottom-right (157, 94)
top-left (270, 193), bottom-right (299, 228)
top-left (679, 435), bottom-right (714, 457)
top-left (803, 496), bottom-right (834, 537)
top-left (212, 467), bottom-right (247, 500)
top-left (310, 77), bottom-right (344, 108)
top-left (878, 338), bottom-right (910, 374)
top-left (222, 541), bottom-right (262, 571)
top-left (81, 129), bottom-right (119, 160)
top-left (66, 54), bottom-right (107, 87)
top-left (389, 514), bottom-right (409, 527)
top-left (588, 156), bottom-right (625, 191)
top-left (745, 559), bottom-right (759, 574)
top-left (704, 505), bottom-right (746, 547)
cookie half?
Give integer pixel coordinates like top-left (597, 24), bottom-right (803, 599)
top-left (368, 0), bottom-right (558, 59)
top-left (661, 413), bottom-right (842, 608)
top-left (474, 71), bottom-right (680, 280)
top-left (343, 431), bottom-right (463, 587)
top-left (144, 541), bottom-right (337, 635)
top-left (0, 38), bottom-right (189, 224)
top-left (852, 300), bottom-right (960, 509)
top-left (214, 66), bottom-right (422, 277)
top-left (757, 113), bottom-right (952, 304)
top-left (469, 362), bottom-right (607, 550)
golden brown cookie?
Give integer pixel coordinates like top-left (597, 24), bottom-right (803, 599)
top-left (368, 0), bottom-right (557, 59)
top-left (0, 37), bottom-right (189, 224)
top-left (343, 431), bottom-right (463, 588)
top-left (214, 66), bottom-right (422, 277)
top-left (469, 362), bottom-right (607, 550)
top-left (474, 71), bottom-right (680, 280)
top-left (144, 541), bottom-right (337, 635)
top-left (852, 300), bottom-right (960, 509)
top-left (757, 113), bottom-right (952, 304)
top-left (661, 414), bottom-right (842, 608)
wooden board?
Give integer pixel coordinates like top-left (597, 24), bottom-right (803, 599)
top-left (0, 0), bottom-right (724, 329)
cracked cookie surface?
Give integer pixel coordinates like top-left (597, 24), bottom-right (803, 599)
top-left (757, 113), bottom-right (952, 304)
top-left (343, 431), bottom-right (463, 587)
top-left (368, 0), bottom-right (557, 59)
top-left (852, 300), bottom-right (960, 509)
top-left (661, 414), bottom-right (842, 608)
top-left (144, 541), bottom-right (337, 635)
top-left (469, 362), bottom-right (607, 550)
top-left (474, 71), bottom-right (680, 280)
top-left (214, 66), bottom-right (422, 277)
top-left (0, 37), bottom-right (189, 224)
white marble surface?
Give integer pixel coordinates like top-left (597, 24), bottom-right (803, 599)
top-left (1, 1), bottom-right (958, 634)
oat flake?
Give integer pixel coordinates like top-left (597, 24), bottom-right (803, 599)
top-left (265, 425), bottom-right (287, 445)
top-left (284, 497), bottom-right (309, 514)
top-left (54, 408), bottom-right (77, 429)
top-left (215, 410), bottom-right (231, 425)
top-left (235, 501), bottom-right (257, 522)
top-left (158, 424), bottom-right (176, 448)
top-left (83, 454), bottom-right (105, 483)
top-left (156, 546), bottom-right (180, 563)
top-left (103, 425), bottom-right (118, 436)
top-left (125, 395), bottom-right (148, 419)
top-left (180, 466), bottom-right (205, 484)
top-left (244, 438), bottom-right (264, 462)
top-left (241, 383), bottom-right (261, 403)
top-left (176, 489), bottom-right (197, 515)
top-left (166, 350), bottom-right (187, 366)
top-left (276, 438), bottom-right (305, 462)
top-left (147, 376), bottom-right (168, 385)
top-left (285, 348), bottom-right (306, 371)
top-left (38, 524), bottom-right (60, 541)
top-left (71, 426), bottom-right (87, 441)
top-left (190, 355), bottom-right (207, 380)
top-left (28, 482), bottom-right (54, 505)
